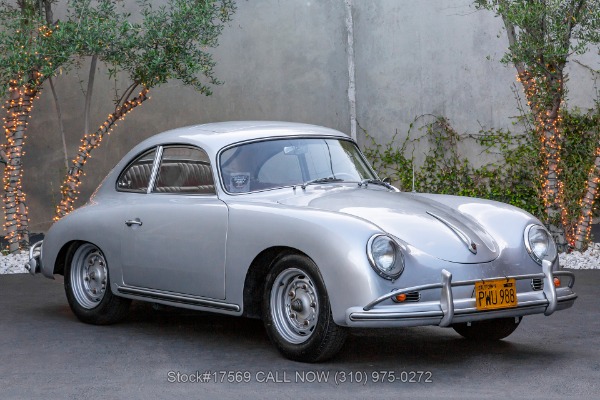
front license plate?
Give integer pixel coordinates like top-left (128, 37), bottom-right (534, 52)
top-left (475, 278), bottom-right (517, 310)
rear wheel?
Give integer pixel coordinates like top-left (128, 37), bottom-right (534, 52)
top-left (262, 254), bottom-right (347, 362)
top-left (64, 243), bottom-right (130, 325)
top-left (452, 317), bottom-right (522, 341)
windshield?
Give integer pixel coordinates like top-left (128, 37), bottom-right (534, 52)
top-left (219, 138), bottom-right (377, 193)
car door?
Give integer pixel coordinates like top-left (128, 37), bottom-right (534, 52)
top-left (118, 145), bottom-right (228, 300)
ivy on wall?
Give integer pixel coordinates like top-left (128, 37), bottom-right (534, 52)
top-left (560, 110), bottom-right (600, 243)
top-left (362, 110), bottom-right (600, 244)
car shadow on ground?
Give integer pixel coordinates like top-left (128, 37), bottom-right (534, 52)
top-left (41, 299), bottom-right (556, 367)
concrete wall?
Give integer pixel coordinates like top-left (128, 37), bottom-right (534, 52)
top-left (17, 0), bottom-right (600, 233)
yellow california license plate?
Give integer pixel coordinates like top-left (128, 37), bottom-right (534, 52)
top-left (475, 278), bottom-right (517, 310)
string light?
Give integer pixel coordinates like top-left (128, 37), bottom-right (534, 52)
top-left (0, 18), bottom-right (60, 251)
top-left (54, 88), bottom-right (150, 220)
top-left (2, 80), bottom-right (41, 251)
top-left (573, 150), bottom-right (600, 248)
top-left (517, 71), bottom-right (569, 246)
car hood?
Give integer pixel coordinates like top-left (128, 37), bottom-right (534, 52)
top-left (277, 188), bottom-right (499, 263)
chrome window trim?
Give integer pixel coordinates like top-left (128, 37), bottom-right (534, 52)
top-left (146, 145), bottom-right (164, 194)
top-left (216, 135), bottom-right (379, 196)
top-left (149, 144), bottom-right (217, 196)
top-left (115, 147), bottom-right (157, 194)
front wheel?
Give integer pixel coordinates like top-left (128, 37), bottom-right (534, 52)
top-left (262, 254), bottom-right (347, 362)
top-left (452, 317), bottom-right (522, 341)
top-left (64, 242), bottom-right (130, 325)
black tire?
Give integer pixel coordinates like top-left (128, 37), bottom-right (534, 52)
top-left (452, 317), bottom-right (522, 341)
top-left (262, 254), bottom-right (347, 362)
top-left (64, 242), bottom-right (130, 325)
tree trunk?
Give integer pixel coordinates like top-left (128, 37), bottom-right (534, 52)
top-left (538, 111), bottom-right (567, 250)
top-left (573, 147), bottom-right (600, 250)
top-left (84, 55), bottom-right (98, 138)
top-left (517, 71), bottom-right (568, 251)
top-left (2, 83), bottom-right (38, 252)
top-left (55, 88), bottom-right (149, 220)
top-left (48, 77), bottom-right (69, 171)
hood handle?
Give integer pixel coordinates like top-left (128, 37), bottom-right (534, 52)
top-left (427, 211), bottom-right (478, 254)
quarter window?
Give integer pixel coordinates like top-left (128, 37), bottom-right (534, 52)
top-left (116, 149), bottom-right (156, 193)
top-left (153, 146), bottom-right (215, 194)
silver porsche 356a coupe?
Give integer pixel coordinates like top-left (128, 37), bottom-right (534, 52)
top-left (27, 121), bottom-right (576, 362)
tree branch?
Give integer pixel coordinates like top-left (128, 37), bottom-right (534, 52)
top-left (501, 14), bottom-right (526, 76)
top-left (117, 82), bottom-right (139, 110)
top-left (48, 76), bottom-right (69, 170)
top-left (83, 55), bottom-right (97, 136)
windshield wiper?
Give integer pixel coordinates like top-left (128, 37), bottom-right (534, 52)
top-left (358, 179), bottom-right (399, 192)
top-left (300, 176), bottom-right (344, 190)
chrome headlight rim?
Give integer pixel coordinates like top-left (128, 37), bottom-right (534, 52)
top-left (367, 234), bottom-right (405, 280)
top-left (524, 223), bottom-right (557, 265)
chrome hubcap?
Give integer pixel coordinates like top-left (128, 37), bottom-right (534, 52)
top-left (270, 268), bottom-right (319, 344)
top-left (70, 244), bottom-right (108, 309)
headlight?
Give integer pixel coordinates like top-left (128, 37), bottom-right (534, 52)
top-left (367, 234), bottom-right (404, 280)
top-left (524, 224), bottom-right (557, 265)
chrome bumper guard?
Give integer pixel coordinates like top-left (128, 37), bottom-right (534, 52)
top-left (25, 240), bottom-right (43, 275)
top-left (358, 260), bottom-right (576, 327)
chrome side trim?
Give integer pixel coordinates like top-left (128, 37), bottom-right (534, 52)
top-left (117, 285), bottom-right (240, 312)
top-left (427, 211), bottom-right (477, 254)
top-left (350, 310), bottom-right (443, 321)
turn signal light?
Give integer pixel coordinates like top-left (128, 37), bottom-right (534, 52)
top-left (395, 293), bottom-right (407, 302)
top-left (553, 277), bottom-right (561, 287)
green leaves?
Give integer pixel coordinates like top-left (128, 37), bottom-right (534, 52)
top-left (0, 0), bottom-right (236, 98)
top-left (105, 0), bottom-right (236, 92)
top-left (363, 115), bottom-right (542, 216)
top-left (0, 2), bottom-right (73, 94)
top-left (364, 109), bottom-right (600, 225)
top-left (475, 1), bottom-right (600, 108)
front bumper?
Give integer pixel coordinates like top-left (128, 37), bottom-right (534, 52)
top-left (346, 260), bottom-right (577, 328)
top-left (25, 240), bottom-right (43, 275)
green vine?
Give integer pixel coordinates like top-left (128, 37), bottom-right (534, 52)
top-left (362, 110), bottom-right (600, 223)
top-left (560, 109), bottom-right (600, 239)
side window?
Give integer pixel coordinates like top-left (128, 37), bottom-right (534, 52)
top-left (117, 149), bottom-right (156, 193)
top-left (153, 146), bottom-right (215, 194)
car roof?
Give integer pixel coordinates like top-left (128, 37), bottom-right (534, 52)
top-left (144, 121), bottom-right (350, 154)
top-left (96, 121), bottom-right (354, 198)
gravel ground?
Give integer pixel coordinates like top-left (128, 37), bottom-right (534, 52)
top-left (0, 251), bottom-right (29, 275)
top-left (0, 245), bottom-right (598, 274)
top-left (559, 243), bottom-right (600, 269)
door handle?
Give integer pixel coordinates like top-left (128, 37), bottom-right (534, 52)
top-left (125, 218), bottom-right (143, 227)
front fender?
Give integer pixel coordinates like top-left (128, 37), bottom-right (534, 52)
top-left (223, 202), bottom-right (393, 325)
top-left (40, 200), bottom-right (127, 282)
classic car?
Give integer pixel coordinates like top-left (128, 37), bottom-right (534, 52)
top-left (27, 121), bottom-right (577, 362)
